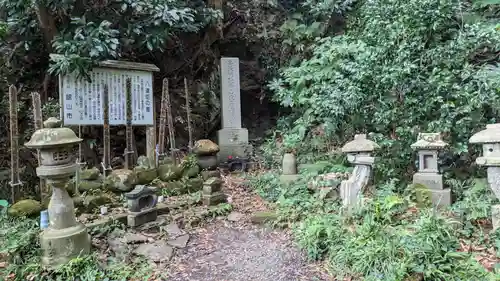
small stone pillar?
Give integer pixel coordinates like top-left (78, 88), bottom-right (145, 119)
top-left (24, 117), bottom-right (91, 268)
top-left (340, 134), bottom-right (379, 206)
top-left (411, 133), bottom-right (451, 207)
top-left (124, 185), bottom-right (158, 227)
top-left (469, 124), bottom-right (500, 231)
top-left (202, 177), bottom-right (226, 206)
top-left (280, 153), bottom-right (299, 184)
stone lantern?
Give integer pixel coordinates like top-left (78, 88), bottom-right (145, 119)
top-left (469, 123), bottom-right (500, 230)
top-left (340, 134), bottom-right (379, 206)
top-left (411, 133), bottom-right (451, 207)
top-left (24, 117), bottom-right (91, 268)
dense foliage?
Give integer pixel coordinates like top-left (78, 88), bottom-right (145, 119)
top-left (0, 0), bottom-right (220, 80)
top-left (250, 166), bottom-right (500, 280)
top-left (269, 0), bottom-right (500, 181)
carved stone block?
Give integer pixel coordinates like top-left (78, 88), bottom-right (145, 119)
top-left (412, 173), bottom-right (444, 190)
top-left (125, 185), bottom-right (157, 212)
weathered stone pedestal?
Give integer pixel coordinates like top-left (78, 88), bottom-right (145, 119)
top-left (411, 133), bottom-right (451, 208)
top-left (25, 117), bottom-right (91, 268)
top-left (340, 134), bottom-right (379, 207)
top-left (217, 129), bottom-right (252, 161)
top-left (125, 185), bottom-right (158, 227)
top-left (280, 153), bottom-right (299, 184)
top-left (202, 177), bottom-right (226, 206)
top-left (469, 124), bottom-right (500, 231)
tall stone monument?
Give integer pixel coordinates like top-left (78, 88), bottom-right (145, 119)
top-left (469, 124), bottom-right (500, 231)
top-left (411, 133), bottom-right (451, 207)
top-left (217, 57), bottom-right (251, 161)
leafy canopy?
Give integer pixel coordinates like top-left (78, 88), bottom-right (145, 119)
top-left (0, 0), bottom-right (221, 79)
top-left (270, 0), bottom-right (500, 180)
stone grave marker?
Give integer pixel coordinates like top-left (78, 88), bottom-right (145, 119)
top-left (217, 57), bottom-right (251, 161)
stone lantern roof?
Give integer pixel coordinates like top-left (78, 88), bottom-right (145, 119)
top-left (411, 133), bottom-right (448, 150)
top-left (342, 134), bottom-right (379, 153)
top-left (469, 124), bottom-right (500, 144)
top-left (25, 117), bottom-right (82, 149)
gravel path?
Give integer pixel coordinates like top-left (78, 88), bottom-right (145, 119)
top-left (166, 220), bottom-right (330, 281)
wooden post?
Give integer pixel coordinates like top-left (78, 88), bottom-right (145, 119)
top-left (9, 85), bottom-right (22, 203)
top-left (124, 78), bottom-right (135, 169)
top-left (158, 79), bottom-right (168, 158)
top-left (31, 92), bottom-right (47, 201)
top-left (146, 117), bottom-right (156, 166)
top-left (184, 78), bottom-right (193, 152)
top-left (164, 79), bottom-right (178, 164)
top-left (102, 84), bottom-right (112, 176)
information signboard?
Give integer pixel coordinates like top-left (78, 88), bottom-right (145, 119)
top-left (59, 65), bottom-right (157, 126)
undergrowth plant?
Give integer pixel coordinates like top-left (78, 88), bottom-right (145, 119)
top-left (0, 214), bottom-right (155, 280)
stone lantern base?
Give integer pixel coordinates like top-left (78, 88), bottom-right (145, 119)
top-left (40, 222), bottom-right (91, 268)
top-left (492, 205), bottom-right (500, 231)
top-left (413, 173), bottom-right (451, 207)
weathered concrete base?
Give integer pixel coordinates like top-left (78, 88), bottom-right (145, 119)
top-left (40, 223), bottom-right (91, 268)
top-left (280, 174), bottom-right (299, 184)
top-left (217, 128), bottom-right (252, 160)
top-left (492, 205), bottom-right (500, 232)
top-left (430, 188), bottom-right (452, 207)
top-left (413, 173), bottom-right (443, 191)
top-left (203, 192), bottom-right (226, 206)
top-left (127, 208), bottom-right (158, 227)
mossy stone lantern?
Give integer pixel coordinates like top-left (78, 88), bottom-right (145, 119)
top-left (469, 123), bottom-right (500, 231)
top-left (410, 133), bottom-right (451, 207)
top-left (24, 117), bottom-right (91, 268)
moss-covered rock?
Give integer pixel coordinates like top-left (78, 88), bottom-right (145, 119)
top-left (104, 169), bottom-right (137, 192)
top-left (134, 166), bottom-right (158, 184)
top-left (78, 180), bottom-right (103, 192)
top-left (80, 167), bottom-right (101, 181)
top-left (193, 139), bottom-right (219, 156)
top-left (165, 181), bottom-right (185, 195)
top-left (158, 164), bottom-right (184, 181)
top-left (250, 211), bottom-right (278, 224)
top-left (185, 177), bottom-right (204, 192)
top-left (136, 155), bottom-right (155, 169)
top-left (183, 165), bottom-right (200, 178)
top-left (83, 194), bottom-right (113, 212)
top-left (8, 199), bottom-right (42, 217)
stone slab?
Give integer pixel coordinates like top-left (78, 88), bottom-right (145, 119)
top-left (220, 57), bottom-right (242, 129)
top-left (413, 172), bottom-right (444, 190)
top-left (217, 128), bottom-right (249, 146)
top-left (134, 241), bottom-right (174, 263)
top-left (429, 188), bottom-right (452, 207)
top-left (127, 208), bottom-right (158, 227)
top-left (167, 234), bottom-right (190, 248)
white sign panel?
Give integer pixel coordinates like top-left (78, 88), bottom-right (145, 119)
top-left (60, 67), bottom-right (154, 126)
